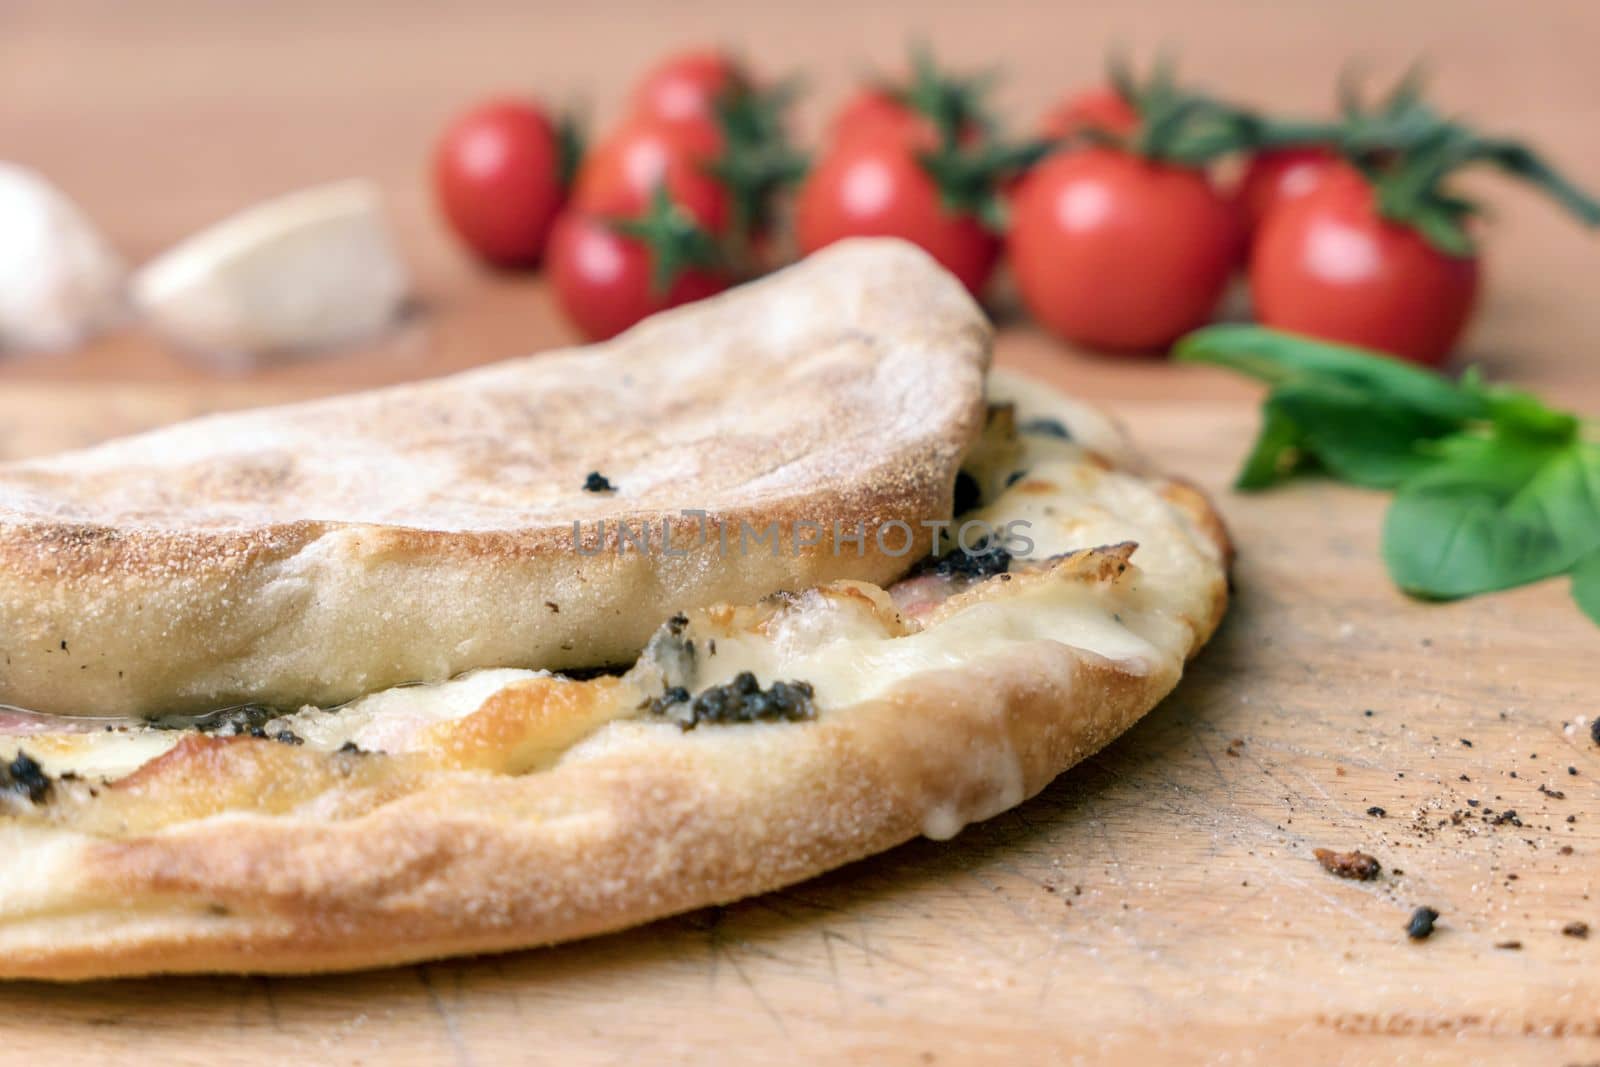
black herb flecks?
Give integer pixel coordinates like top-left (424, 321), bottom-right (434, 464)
top-left (651, 686), bottom-right (691, 714)
top-left (1020, 416), bottom-right (1073, 441)
top-left (583, 471), bottom-right (616, 493)
top-left (653, 672), bottom-right (815, 730)
top-left (246, 726), bottom-right (304, 746)
top-left (1407, 906), bottom-right (1440, 940)
top-left (909, 538), bottom-right (1011, 582)
top-left (0, 751), bottom-right (52, 805)
top-left (151, 703), bottom-right (282, 735)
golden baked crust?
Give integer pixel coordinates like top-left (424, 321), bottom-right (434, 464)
top-left (0, 238), bottom-right (990, 718)
top-left (0, 368), bottom-right (1230, 980)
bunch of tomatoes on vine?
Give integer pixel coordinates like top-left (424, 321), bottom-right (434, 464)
top-left (433, 49), bottom-right (1598, 366)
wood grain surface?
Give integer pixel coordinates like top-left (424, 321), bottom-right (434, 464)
top-left (1, 1), bottom-right (1598, 1063)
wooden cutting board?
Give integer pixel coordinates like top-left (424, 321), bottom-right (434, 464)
top-left (0, 369), bottom-right (1594, 1066)
top-left (3, 1), bottom-right (1599, 1061)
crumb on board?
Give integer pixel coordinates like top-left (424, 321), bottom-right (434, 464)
top-left (1407, 907), bottom-right (1440, 940)
top-left (1563, 922), bottom-right (1589, 939)
top-left (1314, 848), bottom-right (1382, 881)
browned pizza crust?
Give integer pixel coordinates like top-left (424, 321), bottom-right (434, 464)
top-left (0, 373), bottom-right (1231, 980)
top-left (0, 238), bottom-right (990, 718)
top-left (0, 627), bottom-right (1191, 979)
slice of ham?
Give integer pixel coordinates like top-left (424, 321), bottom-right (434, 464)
top-left (0, 707), bottom-right (112, 735)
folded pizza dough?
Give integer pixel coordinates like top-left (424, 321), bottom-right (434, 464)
top-left (0, 368), bottom-right (1231, 979)
top-left (0, 239), bottom-right (990, 718)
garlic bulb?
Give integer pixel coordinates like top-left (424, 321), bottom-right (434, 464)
top-left (0, 164), bottom-right (127, 354)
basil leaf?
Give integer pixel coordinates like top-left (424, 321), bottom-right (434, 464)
top-left (1573, 549), bottom-right (1600, 625)
top-left (1478, 385), bottom-right (1582, 443)
top-left (1234, 398), bottom-right (1307, 489)
top-left (1176, 325), bottom-right (1486, 423)
top-left (1272, 382), bottom-right (1455, 489)
top-left (1384, 437), bottom-right (1600, 598)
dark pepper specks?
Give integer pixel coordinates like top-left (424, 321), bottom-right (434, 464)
top-left (650, 686), bottom-right (691, 715)
top-left (583, 471), bottom-right (616, 493)
top-left (1591, 718), bottom-right (1600, 747)
top-left (0, 751), bottom-right (52, 805)
top-left (152, 703), bottom-right (282, 735)
top-left (654, 672), bottom-right (815, 730)
top-left (246, 726), bottom-right (304, 746)
top-left (1407, 906), bottom-right (1440, 940)
top-left (909, 538), bottom-right (1011, 582)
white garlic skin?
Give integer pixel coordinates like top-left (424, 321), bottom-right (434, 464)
top-left (0, 163), bottom-right (127, 354)
top-left (131, 180), bottom-right (410, 368)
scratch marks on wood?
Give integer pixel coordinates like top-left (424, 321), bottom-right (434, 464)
top-left (415, 965), bottom-right (475, 1067)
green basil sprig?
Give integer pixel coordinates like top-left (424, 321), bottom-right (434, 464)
top-left (1176, 325), bottom-right (1600, 627)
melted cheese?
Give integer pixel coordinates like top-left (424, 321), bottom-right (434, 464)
top-left (275, 667), bottom-right (544, 752)
top-left (692, 577), bottom-right (1162, 709)
top-left (2, 372), bottom-right (1221, 854)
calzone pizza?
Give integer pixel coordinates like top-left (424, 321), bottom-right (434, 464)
top-left (0, 240), bottom-right (1229, 979)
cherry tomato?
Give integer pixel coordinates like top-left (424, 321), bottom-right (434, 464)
top-left (631, 49), bottom-right (746, 132)
top-left (432, 98), bottom-right (568, 268)
top-left (572, 115), bottom-right (728, 233)
top-left (1006, 147), bottom-right (1243, 352)
top-left (1234, 147), bottom-right (1339, 238)
top-left (1250, 164), bottom-right (1480, 367)
top-left (1039, 86), bottom-right (1139, 141)
top-left (829, 87), bottom-right (986, 149)
top-left (830, 89), bottom-right (928, 145)
top-left (546, 211), bottom-right (731, 341)
top-left (794, 135), bottom-right (999, 296)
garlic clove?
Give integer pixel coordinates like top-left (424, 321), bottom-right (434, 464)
top-left (0, 163), bottom-right (128, 355)
top-left (131, 180), bottom-right (410, 366)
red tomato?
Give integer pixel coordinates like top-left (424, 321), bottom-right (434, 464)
top-left (829, 87), bottom-right (985, 148)
top-left (631, 49), bottom-right (746, 131)
top-left (830, 89), bottom-right (928, 145)
top-left (1006, 147), bottom-right (1243, 352)
top-left (1039, 86), bottom-right (1139, 141)
top-left (1235, 147), bottom-right (1339, 237)
top-left (546, 212), bottom-right (731, 341)
top-left (794, 136), bottom-right (999, 296)
top-left (1250, 164), bottom-right (1480, 367)
top-left (432, 98), bottom-right (568, 268)
top-left (572, 115), bottom-right (728, 233)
